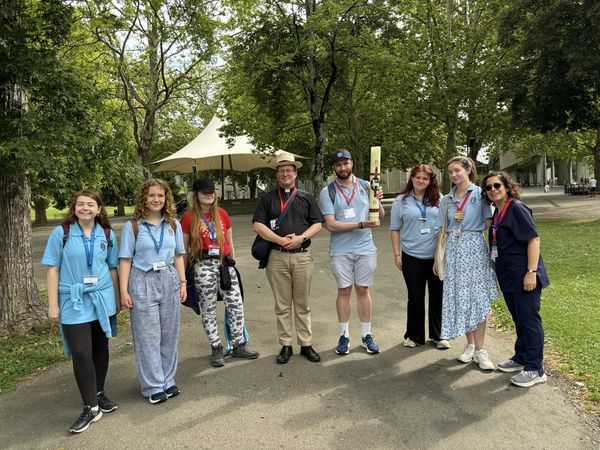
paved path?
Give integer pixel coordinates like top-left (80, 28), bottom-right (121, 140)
top-left (1, 188), bottom-right (599, 449)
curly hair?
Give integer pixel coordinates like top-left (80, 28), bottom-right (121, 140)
top-left (187, 187), bottom-right (225, 263)
top-left (63, 190), bottom-right (112, 229)
top-left (132, 178), bottom-right (176, 222)
top-left (447, 155), bottom-right (477, 182)
top-left (481, 171), bottom-right (521, 204)
top-left (398, 164), bottom-right (441, 207)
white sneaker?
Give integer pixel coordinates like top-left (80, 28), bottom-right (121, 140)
top-left (457, 344), bottom-right (475, 363)
top-left (403, 338), bottom-right (417, 348)
top-left (497, 359), bottom-right (525, 373)
top-left (511, 370), bottom-right (548, 387)
top-left (435, 339), bottom-right (450, 349)
top-left (474, 348), bottom-right (495, 370)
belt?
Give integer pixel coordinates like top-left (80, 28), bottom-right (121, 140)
top-left (273, 246), bottom-right (309, 253)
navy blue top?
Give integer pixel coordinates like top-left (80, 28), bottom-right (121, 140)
top-left (489, 199), bottom-right (550, 293)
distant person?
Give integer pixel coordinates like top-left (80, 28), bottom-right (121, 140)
top-left (590, 176), bottom-right (597, 197)
top-left (319, 150), bottom-right (384, 356)
top-left (390, 164), bottom-right (448, 349)
top-left (119, 179), bottom-right (187, 404)
top-left (181, 177), bottom-right (259, 367)
top-left (544, 182), bottom-right (550, 194)
top-left (434, 156), bottom-right (499, 370)
top-left (42, 190), bottom-right (120, 433)
top-left (482, 171), bottom-right (550, 387)
top-left (252, 152), bottom-right (324, 364)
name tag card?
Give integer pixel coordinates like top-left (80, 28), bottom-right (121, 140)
top-left (490, 245), bottom-right (498, 261)
top-left (83, 274), bottom-right (99, 285)
top-left (208, 245), bottom-right (220, 256)
top-left (343, 208), bottom-right (356, 219)
top-left (152, 260), bottom-right (167, 271)
top-left (270, 219), bottom-right (279, 230)
top-left (420, 227), bottom-right (431, 235)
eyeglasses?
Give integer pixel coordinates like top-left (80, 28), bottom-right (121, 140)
top-left (199, 189), bottom-right (215, 195)
top-left (485, 183), bottom-right (503, 191)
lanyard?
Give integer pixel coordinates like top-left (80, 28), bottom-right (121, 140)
top-left (278, 187), bottom-right (297, 213)
top-left (199, 211), bottom-right (216, 243)
top-left (334, 178), bottom-right (358, 206)
top-left (411, 194), bottom-right (428, 220)
top-left (491, 198), bottom-right (513, 244)
top-left (77, 223), bottom-right (96, 271)
top-left (143, 222), bottom-right (165, 255)
top-left (453, 190), bottom-right (472, 212)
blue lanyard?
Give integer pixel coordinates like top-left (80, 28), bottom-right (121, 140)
top-left (411, 194), bottom-right (427, 220)
top-left (199, 212), bottom-right (216, 243)
top-left (143, 222), bottom-right (165, 255)
top-left (77, 223), bottom-right (96, 271)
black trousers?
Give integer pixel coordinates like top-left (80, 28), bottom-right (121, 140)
top-left (62, 320), bottom-right (110, 406)
top-left (401, 252), bottom-right (443, 344)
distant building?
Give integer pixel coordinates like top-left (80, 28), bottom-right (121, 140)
top-left (499, 152), bottom-right (591, 186)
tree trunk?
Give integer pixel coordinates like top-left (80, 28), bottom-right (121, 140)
top-left (116, 199), bottom-right (126, 216)
top-left (442, 116), bottom-right (458, 193)
top-left (0, 173), bottom-right (45, 331)
top-left (594, 127), bottom-right (600, 178)
top-left (249, 174), bottom-right (257, 199)
top-left (33, 196), bottom-right (48, 225)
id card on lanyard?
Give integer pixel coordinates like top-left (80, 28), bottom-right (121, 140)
top-left (334, 179), bottom-right (358, 219)
top-left (199, 212), bottom-right (220, 256)
top-left (78, 223), bottom-right (99, 285)
top-left (143, 222), bottom-right (167, 271)
top-left (452, 190), bottom-right (472, 237)
top-left (412, 194), bottom-right (431, 234)
top-left (490, 198), bottom-right (512, 261)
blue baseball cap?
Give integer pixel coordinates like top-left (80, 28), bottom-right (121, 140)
top-left (331, 149), bottom-right (352, 164)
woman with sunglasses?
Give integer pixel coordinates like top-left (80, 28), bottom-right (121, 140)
top-left (390, 164), bottom-right (448, 349)
top-left (434, 156), bottom-right (499, 370)
top-left (482, 171), bottom-right (549, 387)
top-left (180, 178), bottom-right (259, 368)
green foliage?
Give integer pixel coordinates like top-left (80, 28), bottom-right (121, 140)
top-left (492, 219), bottom-right (600, 404)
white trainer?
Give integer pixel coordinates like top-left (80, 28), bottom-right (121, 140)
top-left (474, 348), bottom-right (495, 370)
top-left (457, 344), bottom-right (475, 363)
top-left (435, 339), bottom-right (450, 349)
top-left (403, 338), bottom-right (417, 348)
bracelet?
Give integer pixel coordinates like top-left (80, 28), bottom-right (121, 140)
top-left (394, 254), bottom-right (400, 258)
top-left (526, 269), bottom-right (537, 274)
top-left (359, 221), bottom-right (364, 229)
top-left (180, 280), bottom-right (187, 284)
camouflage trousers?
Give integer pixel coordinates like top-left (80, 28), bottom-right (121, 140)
top-left (193, 258), bottom-right (245, 347)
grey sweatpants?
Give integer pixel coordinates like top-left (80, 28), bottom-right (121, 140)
top-left (129, 266), bottom-right (181, 397)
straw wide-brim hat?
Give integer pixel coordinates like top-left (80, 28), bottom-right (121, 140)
top-left (273, 152), bottom-right (303, 170)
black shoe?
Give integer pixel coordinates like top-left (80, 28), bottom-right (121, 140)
top-left (96, 391), bottom-right (118, 413)
top-left (300, 345), bottom-right (321, 362)
top-left (211, 344), bottom-right (225, 367)
top-left (276, 345), bottom-right (293, 364)
top-left (232, 343), bottom-right (260, 359)
top-left (165, 385), bottom-right (180, 398)
top-left (148, 392), bottom-right (168, 404)
top-left (69, 405), bottom-right (102, 433)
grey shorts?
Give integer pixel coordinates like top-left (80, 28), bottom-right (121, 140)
top-left (330, 252), bottom-right (377, 288)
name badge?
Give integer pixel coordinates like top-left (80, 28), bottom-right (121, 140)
top-left (208, 245), bottom-right (220, 256)
top-left (270, 218), bottom-right (280, 230)
top-left (152, 260), bottom-right (167, 271)
top-left (344, 208), bottom-right (356, 219)
top-left (420, 227), bottom-right (431, 235)
top-left (490, 245), bottom-right (498, 261)
top-left (83, 274), bottom-right (99, 285)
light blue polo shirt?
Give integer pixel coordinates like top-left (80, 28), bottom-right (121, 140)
top-left (442, 184), bottom-right (492, 231)
top-left (319, 176), bottom-right (377, 255)
top-left (390, 193), bottom-right (442, 259)
top-left (119, 218), bottom-right (185, 271)
top-left (42, 223), bottom-right (118, 325)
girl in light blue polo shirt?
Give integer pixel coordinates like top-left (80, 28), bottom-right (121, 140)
top-left (119, 179), bottom-right (187, 404)
top-left (435, 156), bottom-right (499, 370)
top-left (390, 164), bottom-right (447, 349)
top-left (42, 190), bottom-right (120, 433)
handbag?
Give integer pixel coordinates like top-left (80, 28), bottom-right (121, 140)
top-left (251, 189), bottom-right (298, 269)
top-left (435, 196), bottom-right (449, 281)
top-left (181, 263), bottom-right (200, 315)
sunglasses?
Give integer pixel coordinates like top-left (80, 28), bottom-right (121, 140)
top-left (485, 182), bottom-right (503, 191)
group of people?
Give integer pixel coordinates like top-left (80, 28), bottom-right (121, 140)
top-left (43, 151), bottom-right (550, 435)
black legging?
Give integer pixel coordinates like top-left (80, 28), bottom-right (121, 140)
top-left (401, 252), bottom-right (443, 344)
top-left (62, 320), bottom-right (110, 406)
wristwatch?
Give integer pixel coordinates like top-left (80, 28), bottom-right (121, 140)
top-left (526, 269), bottom-right (537, 273)
top-left (302, 235), bottom-right (307, 243)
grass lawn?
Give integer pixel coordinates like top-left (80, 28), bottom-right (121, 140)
top-left (32, 205), bottom-right (135, 222)
top-left (492, 219), bottom-right (600, 407)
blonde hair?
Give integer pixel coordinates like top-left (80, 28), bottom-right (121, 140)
top-left (187, 191), bottom-right (225, 263)
top-left (447, 156), bottom-right (477, 182)
top-left (132, 178), bottom-right (176, 222)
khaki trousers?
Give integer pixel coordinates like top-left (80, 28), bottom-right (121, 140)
top-left (265, 249), bottom-right (313, 346)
